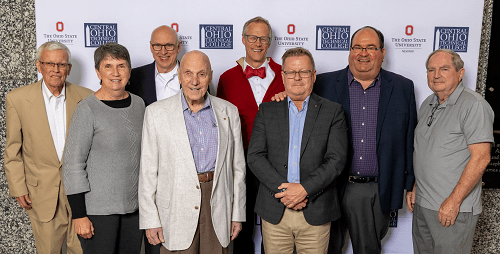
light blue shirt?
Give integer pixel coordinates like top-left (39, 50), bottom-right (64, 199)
top-left (287, 95), bottom-right (310, 183)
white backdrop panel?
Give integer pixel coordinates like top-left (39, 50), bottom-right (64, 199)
top-left (35, 1), bottom-right (485, 253)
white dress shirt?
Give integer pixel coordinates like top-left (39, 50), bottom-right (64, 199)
top-left (41, 80), bottom-right (66, 161)
top-left (244, 59), bottom-right (275, 106)
top-left (155, 62), bottom-right (180, 101)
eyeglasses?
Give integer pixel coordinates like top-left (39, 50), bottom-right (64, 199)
top-left (427, 103), bottom-right (441, 126)
top-left (350, 46), bottom-right (382, 53)
top-left (283, 69), bottom-right (314, 79)
top-left (39, 61), bottom-right (70, 69)
top-left (244, 35), bottom-right (271, 45)
top-left (151, 43), bottom-right (177, 51)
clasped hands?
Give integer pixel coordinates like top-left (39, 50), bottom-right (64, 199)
top-left (274, 183), bottom-right (308, 210)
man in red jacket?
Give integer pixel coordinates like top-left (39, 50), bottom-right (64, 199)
top-left (217, 16), bottom-right (284, 254)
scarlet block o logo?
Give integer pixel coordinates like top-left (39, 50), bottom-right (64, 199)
top-left (288, 24), bottom-right (295, 34)
top-left (171, 23), bottom-right (179, 32)
top-left (56, 22), bottom-right (64, 32)
top-left (405, 25), bottom-right (413, 36)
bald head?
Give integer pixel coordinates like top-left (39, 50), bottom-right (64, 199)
top-left (151, 25), bottom-right (178, 43)
top-left (150, 25), bottom-right (181, 73)
top-left (179, 50), bottom-right (212, 109)
top-left (180, 50), bottom-right (211, 72)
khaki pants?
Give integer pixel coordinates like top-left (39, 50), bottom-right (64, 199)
top-left (262, 209), bottom-right (330, 254)
top-left (29, 185), bottom-right (82, 254)
top-left (160, 181), bottom-right (228, 254)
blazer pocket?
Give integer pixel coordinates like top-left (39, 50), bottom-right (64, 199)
top-left (25, 175), bottom-right (38, 187)
top-left (156, 199), bottom-right (170, 209)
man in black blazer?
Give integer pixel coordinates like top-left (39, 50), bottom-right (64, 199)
top-left (126, 25), bottom-right (181, 254)
top-left (248, 47), bottom-right (348, 253)
top-left (314, 26), bottom-right (417, 254)
top-left (127, 25), bottom-right (181, 106)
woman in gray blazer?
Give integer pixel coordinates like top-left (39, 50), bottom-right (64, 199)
top-left (62, 42), bottom-right (145, 254)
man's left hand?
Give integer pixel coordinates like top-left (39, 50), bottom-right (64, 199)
top-left (230, 222), bottom-right (242, 240)
top-left (438, 196), bottom-right (460, 227)
top-left (275, 183), bottom-right (308, 208)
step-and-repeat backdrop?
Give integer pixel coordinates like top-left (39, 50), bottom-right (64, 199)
top-left (35, 1), bottom-right (484, 253)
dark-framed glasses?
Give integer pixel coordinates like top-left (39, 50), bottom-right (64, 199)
top-left (39, 61), bottom-right (70, 69)
top-left (283, 69), bottom-right (314, 79)
top-left (350, 46), bottom-right (381, 53)
top-left (244, 34), bottom-right (271, 45)
top-left (151, 43), bottom-right (176, 51)
top-left (427, 103), bottom-right (441, 126)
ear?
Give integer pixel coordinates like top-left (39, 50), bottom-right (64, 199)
top-left (458, 68), bottom-right (465, 82)
top-left (381, 48), bottom-right (386, 61)
top-left (36, 61), bottom-right (42, 73)
top-left (67, 64), bottom-right (72, 76)
top-left (95, 68), bottom-right (102, 81)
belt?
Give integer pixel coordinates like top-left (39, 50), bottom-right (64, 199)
top-left (349, 176), bottom-right (378, 183)
top-left (198, 171), bottom-right (215, 183)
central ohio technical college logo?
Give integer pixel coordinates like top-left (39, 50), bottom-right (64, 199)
top-left (433, 27), bottom-right (469, 52)
top-left (316, 26), bottom-right (350, 51)
top-left (84, 23), bottom-right (118, 47)
top-left (199, 24), bottom-right (233, 49)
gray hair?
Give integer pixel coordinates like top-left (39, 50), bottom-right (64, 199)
top-left (94, 42), bottom-right (131, 70)
top-left (36, 41), bottom-right (72, 64)
top-left (242, 16), bottom-right (273, 42)
top-left (281, 47), bottom-right (315, 70)
top-left (350, 26), bottom-right (385, 50)
top-left (425, 49), bottom-right (464, 71)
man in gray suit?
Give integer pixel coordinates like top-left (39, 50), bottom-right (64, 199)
top-left (247, 47), bottom-right (348, 253)
top-left (139, 50), bottom-right (246, 254)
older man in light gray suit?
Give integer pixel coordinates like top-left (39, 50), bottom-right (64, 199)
top-left (139, 50), bottom-right (246, 254)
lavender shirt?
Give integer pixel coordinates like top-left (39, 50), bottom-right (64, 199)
top-left (348, 69), bottom-right (380, 177)
top-left (181, 92), bottom-right (218, 173)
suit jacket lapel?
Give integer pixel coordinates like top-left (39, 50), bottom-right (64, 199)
top-left (211, 95), bottom-right (228, 191)
top-left (277, 100), bottom-right (289, 153)
top-left (337, 67), bottom-right (351, 131)
top-left (144, 62), bottom-right (158, 106)
top-left (170, 92), bottom-right (200, 185)
top-left (300, 94), bottom-right (321, 157)
top-left (26, 80), bottom-right (59, 163)
top-left (376, 69), bottom-right (394, 146)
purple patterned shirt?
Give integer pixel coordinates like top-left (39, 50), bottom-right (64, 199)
top-left (181, 92), bottom-right (218, 173)
top-left (348, 69), bottom-right (380, 177)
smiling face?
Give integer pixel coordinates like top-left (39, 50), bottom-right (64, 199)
top-left (36, 49), bottom-right (72, 92)
top-left (95, 56), bottom-right (131, 93)
top-left (179, 51), bottom-right (212, 105)
top-left (426, 51), bottom-right (464, 102)
top-left (282, 55), bottom-right (316, 103)
top-left (348, 28), bottom-right (385, 81)
top-left (242, 22), bottom-right (270, 68)
top-left (150, 26), bottom-right (181, 73)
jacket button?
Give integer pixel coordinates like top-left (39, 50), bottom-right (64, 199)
top-left (195, 206), bottom-right (199, 209)
top-left (196, 185), bottom-right (200, 189)
top-left (284, 165), bottom-right (287, 169)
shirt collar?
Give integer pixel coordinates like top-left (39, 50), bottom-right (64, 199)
top-left (430, 80), bottom-right (465, 107)
top-left (243, 58), bottom-right (269, 71)
top-left (154, 61), bottom-right (179, 77)
top-left (287, 95), bottom-right (310, 111)
top-left (180, 88), bottom-right (212, 112)
top-left (41, 80), bottom-right (66, 100)
top-left (347, 68), bottom-right (381, 87)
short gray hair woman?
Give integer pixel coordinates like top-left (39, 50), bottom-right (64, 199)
top-left (63, 42), bottom-right (145, 254)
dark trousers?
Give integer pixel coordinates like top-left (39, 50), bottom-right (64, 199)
top-left (327, 218), bottom-right (347, 254)
top-left (233, 162), bottom-right (265, 254)
top-left (341, 182), bottom-right (390, 254)
top-left (78, 210), bottom-right (143, 254)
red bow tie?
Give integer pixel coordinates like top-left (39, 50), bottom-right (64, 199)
top-left (244, 65), bottom-right (266, 79)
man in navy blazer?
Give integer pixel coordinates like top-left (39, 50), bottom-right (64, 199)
top-left (314, 26), bottom-right (417, 254)
top-left (126, 25), bottom-right (181, 254)
top-left (127, 25), bottom-right (181, 106)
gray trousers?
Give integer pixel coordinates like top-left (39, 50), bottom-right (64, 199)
top-left (341, 182), bottom-right (390, 254)
top-left (412, 204), bottom-right (478, 254)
